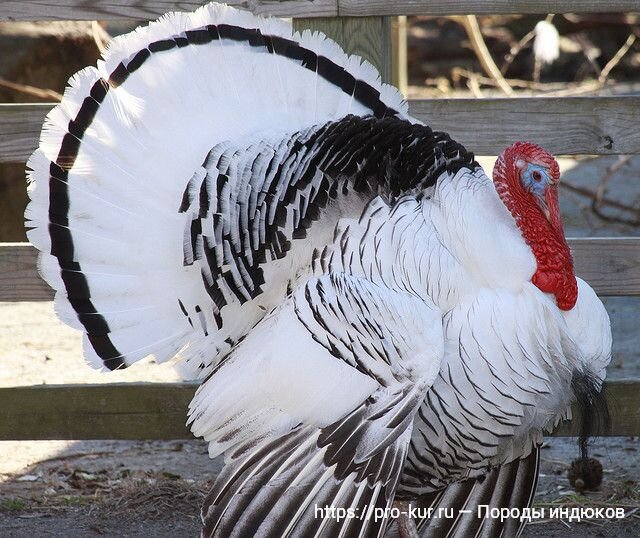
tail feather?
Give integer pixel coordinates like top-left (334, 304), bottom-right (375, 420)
top-left (443, 463), bottom-right (501, 537)
top-left (202, 405), bottom-right (413, 538)
top-left (388, 446), bottom-right (540, 538)
top-left (25, 2), bottom-right (409, 377)
top-left (498, 447), bottom-right (540, 538)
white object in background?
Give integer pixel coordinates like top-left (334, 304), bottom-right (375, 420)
top-left (534, 20), bottom-right (561, 65)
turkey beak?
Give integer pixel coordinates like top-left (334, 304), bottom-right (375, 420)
top-left (537, 194), bottom-right (551, 223)
top-left (540, 183), bottom-right (563, 233)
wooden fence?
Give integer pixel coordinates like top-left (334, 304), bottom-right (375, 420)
top-left (1, 0), bottom-right (639, 441)
top-left (2, 97), bottom-right (640, 162)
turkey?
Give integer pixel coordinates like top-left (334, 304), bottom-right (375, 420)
top-left (25, 3), bottom-right (611, 537)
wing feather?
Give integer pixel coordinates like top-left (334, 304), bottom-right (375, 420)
top-left (195, 273), bottom-right (443, 536)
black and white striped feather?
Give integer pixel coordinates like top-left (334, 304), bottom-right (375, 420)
top-left (192, 272), bottom-right (443, 537)
top-left (175, 115), bottom-right (476, 376)
top-left (387, 446), bottom-right (540, 537)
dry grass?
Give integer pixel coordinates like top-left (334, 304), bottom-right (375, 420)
top-left (1, 467), bottom-right (210, 525)
top-left (95, 475), bottom-right (208, 521)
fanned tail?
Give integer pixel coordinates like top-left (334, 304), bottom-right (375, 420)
top-left (25, 3), bottom-right (409, 378)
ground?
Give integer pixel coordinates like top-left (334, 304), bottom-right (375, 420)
top-left (0, 437), bottom-right (639, 536)
top-left (1, 159), bottom-right (639, 537)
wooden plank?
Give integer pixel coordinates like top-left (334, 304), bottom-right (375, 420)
top-left (338, 0), bottom-right (640, 16)
top-left (0, 379), bottom-right (636, 440)
top-left (0, 104), bottom-right (43, 164)
top-left (391, 16), bottom-right (407, 96)
top-left (0, 1), bottom-right (337, 21)
top-left (409, 97), bottom-right (640, 156)
top-left (1, 0), bottom-right (637, 20)
top-left (294, 17), bottom-right (392, 82)
top-left (2, 238), bottom-right (639, 302)
top-left (570, 238), bottom-right (640, 297)
top-left (5, 97), bottom-right (640, 163)
top-left (0, 383), bottom-right (196, 440)
top-left (0, 242), bottom-right (52, 302)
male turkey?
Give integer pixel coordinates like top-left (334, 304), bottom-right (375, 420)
top-left (25, 3), bottom-right (611, 537)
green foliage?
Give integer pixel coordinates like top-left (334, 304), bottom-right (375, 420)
top-left (0, 497), bottom-right (26, 511)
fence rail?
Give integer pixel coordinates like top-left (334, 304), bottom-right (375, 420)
top-left (2, 97), bottom-right (640, 163)
top-left (2, 239), bottom-right (639, 302)
top-left (0, 379), bottom-right (636, 440)
top-left (0, 1), bottom-right (337, 21)
top-left (1, 0), bottom-right (639, 21)
top-left (338, 1), bottom-right (640, 16)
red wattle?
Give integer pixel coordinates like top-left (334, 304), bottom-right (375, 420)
top-left (493, 143), bottom-right (578, 311)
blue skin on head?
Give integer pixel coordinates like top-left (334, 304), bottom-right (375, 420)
top-left (521, 163), bottom-right (550, 198)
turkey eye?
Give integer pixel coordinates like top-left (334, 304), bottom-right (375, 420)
top-left (532, 170), bottom-right (543, 182)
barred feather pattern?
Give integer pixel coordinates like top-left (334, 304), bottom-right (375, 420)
top-left (195, 272), bottom-right (444, 537)
top-left (401, 288), bottom-right (577, 494)
top-left (202, 425), bottom-right (408, 538)
top-left (177, 115), bottom-right (476, 376)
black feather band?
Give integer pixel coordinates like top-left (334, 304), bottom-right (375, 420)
top-left (46, 21), bottom-right (475, 370)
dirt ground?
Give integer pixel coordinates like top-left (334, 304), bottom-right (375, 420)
top-left (0, 436), bottom-right (639, 536)
top-left (1, 156), bottom-right (639, 538)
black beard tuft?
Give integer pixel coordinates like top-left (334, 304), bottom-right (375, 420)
top-left (571, 369), bottom-right (610, 462)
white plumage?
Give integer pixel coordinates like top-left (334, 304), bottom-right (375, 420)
top-left (25, 4), bottom-right (611, 537)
